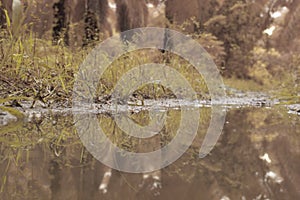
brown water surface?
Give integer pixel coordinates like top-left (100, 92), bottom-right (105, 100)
top-left (0, 106), bottom-right (299, 200)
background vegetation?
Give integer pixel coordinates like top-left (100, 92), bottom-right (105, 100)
top-left (0, 0), bottom-right (299, 107)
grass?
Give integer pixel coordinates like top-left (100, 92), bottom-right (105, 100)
top-left (0, 26), bottom-right (212, 107)
top-left (0, 17), bottom-right (299, 110)
top-left (224, 77), bottom-right (265, 92)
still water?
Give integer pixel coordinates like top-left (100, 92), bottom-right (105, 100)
top-left (0, 105), bottom-right (299, 200)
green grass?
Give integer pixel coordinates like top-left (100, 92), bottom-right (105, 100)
top-left (0, 28), bottom-right (211, 106)
top-left (224, 77), bottom-right (265, 92)
top-left (0, 22), bottom-right (299, 107)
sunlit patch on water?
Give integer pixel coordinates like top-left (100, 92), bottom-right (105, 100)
top-left (259, 153), bottom-right (272, 163)
top-left (265, 171), bottom-right (284, 184)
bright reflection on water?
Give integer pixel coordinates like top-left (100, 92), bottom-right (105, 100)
top-left (0, 106), bottom-right (299, 200)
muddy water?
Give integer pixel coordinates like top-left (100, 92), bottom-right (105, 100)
top-left (0, 106), bottom-right (299, 200)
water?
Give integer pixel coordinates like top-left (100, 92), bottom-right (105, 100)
top-left (0, 105), bottom-right (299, 200)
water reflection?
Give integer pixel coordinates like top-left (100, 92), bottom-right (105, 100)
top-left (0, 106), bottom-right (299, 199)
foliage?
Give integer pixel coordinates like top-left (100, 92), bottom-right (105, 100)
top-left (0, 27), bottom-right (211, 107)
top-left (204, 0), bottom-right (271, 78)
top-left (1, 0), bottom-right (300, 104)
top-left (0, 26), bottom-right (81, 106)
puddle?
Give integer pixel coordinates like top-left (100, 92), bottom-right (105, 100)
top-left (0, 98), bottom-right (299, 199)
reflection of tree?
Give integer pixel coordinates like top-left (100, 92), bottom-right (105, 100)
top-left (1, 107), bottom-right (299, 199)
top-left (153, 108), bottom-right (300, 199)
top-left (246, 108), bottom-right (300, 199)
top-left (248, 110), bottom-right (300, 199)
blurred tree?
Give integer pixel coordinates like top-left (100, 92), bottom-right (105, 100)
top-left (274, 0), bottom-right (300, 52)
top-left (53, 0), bottom-right (68, 45)
top-left (204, 0), bottom-right (272, 78)
top-left (115, 0), bottom-right (148, 42)
top-left (165, 0), bottom-right (221, 33)
top-left (115, 0), bottom-right (148, 32)
top-left (0, 0), bottom-right (12, 29)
